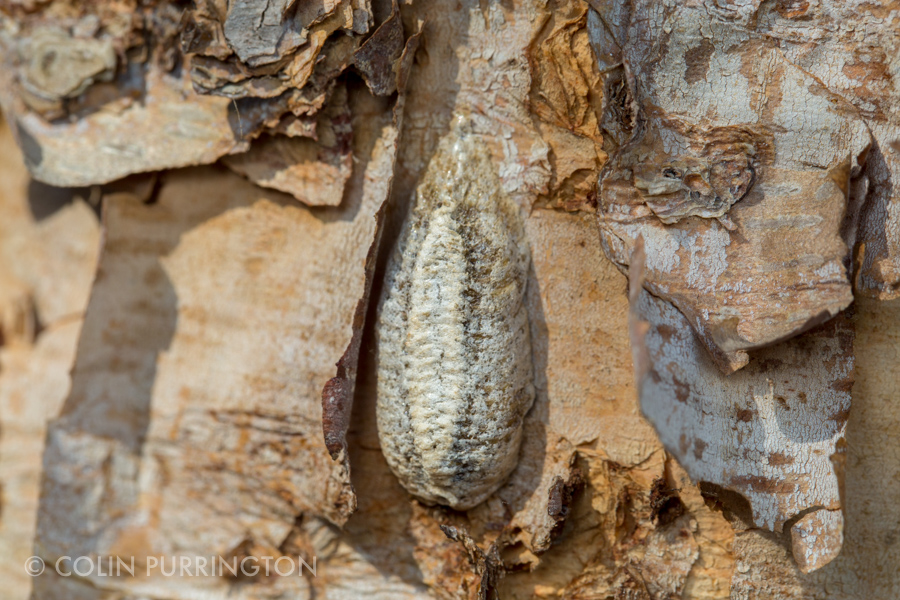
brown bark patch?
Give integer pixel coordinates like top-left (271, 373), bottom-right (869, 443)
top-left (774, 0), bottom-right (811, 18)
top-left (693, 438), bottom-right (707, 461)
top-left (736, 408), bottom-right (755, 422)
top-left (768, 452), bottom-right (794, 466)
top-left (683, 39), bottom-right (714, 85)
top-left (730, 475), bottom-right (796, 495)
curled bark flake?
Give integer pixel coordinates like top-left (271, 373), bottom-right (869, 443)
top-left (223, 84), bottom-right (354, 206)
top-left (18, 28), bottom-right (117, 116)
top-left (353, 0), bottom-right (404, 97)
top-left (546, 467), bottom-right (584, 542)
top-left (791, 508), bottom-right (843, 574)
top-left (319, 32), bottom-right (420, 517)
top-left (440, 525), bottom-right (504, 600)
top-left (629, 125), bottom-right (758, 225)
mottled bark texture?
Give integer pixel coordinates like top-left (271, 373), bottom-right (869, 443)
top-left (629, 239), bottom-right (852, 573)
top-left (592, 0), bottom-right (872, 373)
top-left (0, 0), bottom-right (898, 599)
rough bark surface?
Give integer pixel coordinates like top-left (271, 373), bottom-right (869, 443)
top-left (0, 119), bottom-right (101, 599)
top-left (630, 240), bottom-right (852, 571)
top-left (0, 0), bottom-right (898, 598)
top-left (591, 0), bottom-right (876, 373)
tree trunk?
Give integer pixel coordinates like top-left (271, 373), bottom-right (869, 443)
top-left (0, 0), bottom-right (898, 598)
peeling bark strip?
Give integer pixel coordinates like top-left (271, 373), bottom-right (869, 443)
top-left (353, 0), bottom-right (405, 96)
top-left (185, 0), bottom-right (371, 99)
top-left (591, 0), bottom-right (872, 373)
top-left (222, 84), bottom-right (354, 206)
top-left (440, 525), bottom-right (504, 600)
top-left (546, 467), bottom-right (585, 540)
top-left (527, 0), bottom-right (607, 212)
top-left (0, 0), bottom-right (372, 187)
top-left (375, 118), bottom-right (534, 510)
top-left (29, 89), bottom-right (401, 600)
top-left (321, 197), bottom-right (389, 464)
top-left (320, 22), bottom-right (421, 471)
top-left (629, 240), bottom-right (853, 572)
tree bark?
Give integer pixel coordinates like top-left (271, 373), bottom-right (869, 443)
top-left (0, 0), bottom-right (898, 598)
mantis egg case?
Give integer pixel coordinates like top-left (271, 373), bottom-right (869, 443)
top-left (375, 117), bottom-right (535, 510)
